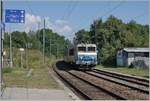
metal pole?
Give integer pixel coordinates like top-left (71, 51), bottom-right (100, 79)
top-left (94, 21), bottom-right (100, 64)
top-left (49, 39), bottom-right (51, 57)
top-left (9, 30), bottom-right (12, 68)
top-left (21, 51), bottom-right (22, 68)
top-left (67, 45), bottom-right (69, 57)
top-left (95, 21), bottom-right (97, 45)
top-left (43, 19), bottom-right (45, 65)
top-left (0, 0), bottom-right (3, 96)
top-left (56, 44), bottom-right (58, 58)
top-left (37, 22), bottom-right (41, 50)
top-left (25, 44), bottom-right (28, 68)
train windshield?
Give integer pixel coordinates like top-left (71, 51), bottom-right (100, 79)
top-left (88, 47), bottom-right (96, 52)
top-left (78, 47), bottom-right (86, 52)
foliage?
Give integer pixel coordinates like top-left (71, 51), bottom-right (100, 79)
top-left (75, 29), bottom-right (91, 43)
top-left (4, 29), bottom-right (71, 58)
top-left (75, 15), bottom-right (149, 65)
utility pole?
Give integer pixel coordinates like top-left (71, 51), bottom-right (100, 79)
top-left (20, 51), bottom-right (22, 68)
top-left (94, 20), bottom-right (97, 45)
top-left (38, 22), bottom-right (40, 30)
top-left (57, 44), bottom-right (58, 58)
top-left (9, 28), bottom-right (12, 68)
top-left (67, 45), bottom-right (69, 57)
top-left (94, 20), bottom-right (100, 64)
top-left (37, 22), bottom-right (41, 50)
top-left (25, 44), bottom-right (28, 69)
top-left (49, 39), bottom-right (51, 57)
top-left (0, 0), bottom-right (3, 96)
top-left (43, 19), bottom-right (45, 65)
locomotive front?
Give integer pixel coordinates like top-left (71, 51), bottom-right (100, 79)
top-left (75, 44), bottom-right (97, 67)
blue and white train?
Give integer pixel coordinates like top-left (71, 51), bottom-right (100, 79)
top-left (64, 43), bottom-right (97, 69)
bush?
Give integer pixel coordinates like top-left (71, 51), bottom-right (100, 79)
top-left (2, 67), bottom-right (12, 73)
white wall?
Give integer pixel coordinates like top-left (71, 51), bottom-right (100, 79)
top-left (127, 53), bottom-right (135, 66)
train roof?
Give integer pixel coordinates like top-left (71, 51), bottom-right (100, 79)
top-left (76, 43), bottom-right (96, 47)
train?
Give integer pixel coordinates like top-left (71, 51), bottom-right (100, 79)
top-left (64, 43), bottom-right (97, 69)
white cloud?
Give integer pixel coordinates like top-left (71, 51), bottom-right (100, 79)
top-left (60, 25), bottom-right (72, 33)
top-left (24, 13), bottom-right (42, 32)
top-left (55, 20), bottom-right (68, 25)
top-left (45, 18), bottom-right (72, 37)
top-left (26, 13), bottom-right (41, 24)
top-left (18, 13), bottom-right (73, 40)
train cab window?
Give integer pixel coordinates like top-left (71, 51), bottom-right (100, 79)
top-left (78, 47), bottom-right (86, 52)
top-left (88, 47), bottom-right (96, 52)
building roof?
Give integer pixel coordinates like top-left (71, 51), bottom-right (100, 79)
top-left (123, 48), bottom-right (149, 53)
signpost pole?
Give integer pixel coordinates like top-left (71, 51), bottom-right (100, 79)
top-left (5, 9), bottom-right (25, 68)
top-left (9, 28), bottom-right (12, 68)
top-left (0, 0), bottom-right (3, 96)
top-left (43, 19), bottom-right (45, 65)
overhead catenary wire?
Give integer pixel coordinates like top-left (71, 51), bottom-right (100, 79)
top-left (61, 1), bottom-right (78, 20)
top-left (65, 2), bottom-right (78, 20)
top-left (26, 0), bottom-right (34, 15)
top-left (132, 12), bottom-right (148, 20)
top-left (101, 0), bottom-right (125, 18)
top-left (80, 2), bottom-right (110, 29)
top-left (79, 1), bottom-right (126, 27)
top-left (60, 1), bottom-right (78, 42)
top-left (61, 2), bottom-right (72, 20)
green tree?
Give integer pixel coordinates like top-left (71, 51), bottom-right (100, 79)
top-left (75, 29), bottom-right (90, 43)
top-left (75, 15), bottom-right (149, 65)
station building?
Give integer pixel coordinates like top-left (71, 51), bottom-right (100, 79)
top-left (116, 48), bottom-right (149, 67)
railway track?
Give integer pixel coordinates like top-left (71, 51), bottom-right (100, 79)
top-left (53, 65), bottom-right (149, 99)
top-left (53, 67), bottom-right (126, 100)
top-left (85, 70), bottom-right (149, 94)
top-left (93, 69), bottom-right (149, 87)
top-left (70, 70), bottom-right (149, 100)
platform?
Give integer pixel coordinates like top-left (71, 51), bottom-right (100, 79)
top-left (1, 87), bottom-right (74, 100)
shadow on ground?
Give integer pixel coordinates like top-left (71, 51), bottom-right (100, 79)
top-left (55, 61), bottom-right (77, 71)
top-left (55, 60), bottom-right (94, 71)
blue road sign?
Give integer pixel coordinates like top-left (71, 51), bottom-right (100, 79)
top-left (5, 9), bottom-right (25, 23)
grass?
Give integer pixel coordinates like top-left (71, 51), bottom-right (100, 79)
top-left (3, 49), bottom-right (61, 89)
top-left (2, 67), bottom-right (12, 73)
top-left (96, 65), bottom-right (149, 78)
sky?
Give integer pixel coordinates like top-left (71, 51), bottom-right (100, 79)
top-left (3, 0), bottom-right (149, 41)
